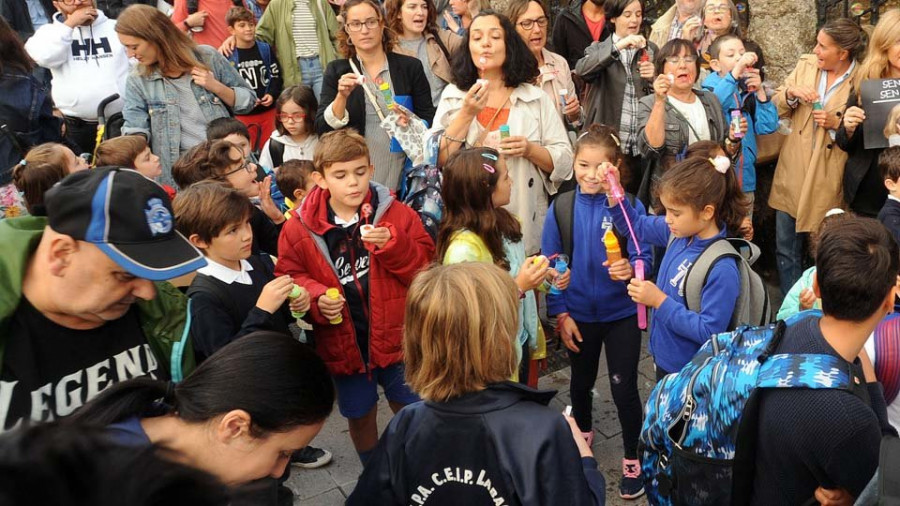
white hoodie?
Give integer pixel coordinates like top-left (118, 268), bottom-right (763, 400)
top-left (258, 131), bottom-right (319, 170)
top-left (25, 11), bottom-right (129, 120)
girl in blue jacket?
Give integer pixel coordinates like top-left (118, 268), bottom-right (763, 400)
top-left (609, 154), bottom-right (749, 379)
top-left (541, 124), bottom-right (651, 501)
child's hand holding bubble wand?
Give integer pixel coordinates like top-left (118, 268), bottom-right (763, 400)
top-left (604, 164), bottom-right (647, 330)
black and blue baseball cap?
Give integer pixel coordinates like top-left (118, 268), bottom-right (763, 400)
top-left (44, 167), bottom-right (206, 281)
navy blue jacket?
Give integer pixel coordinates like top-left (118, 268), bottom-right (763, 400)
top-left (612, 197), bottom-right (740, 373)
top-left (347, 382), bottom-right (606, 506)
top-left (879, 197), bottom-right (900, 247)
top-left (542, 188), bottom-right (651, 323)
top-left (0, 69), bottom-right (62, 184)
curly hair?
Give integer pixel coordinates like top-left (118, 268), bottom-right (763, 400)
top-left (171, 140), bottom-right (240, 189)
top-left (337, 0), bottom-right (396, 59)
top-left (450, 10), bottom-right (539, 90)
top-left (385, 0), bottom-right (440, 39)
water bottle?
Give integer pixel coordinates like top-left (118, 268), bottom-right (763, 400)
top-left (549, 254), bottom-right (569, 295)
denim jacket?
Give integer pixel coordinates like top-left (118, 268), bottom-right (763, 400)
top-left (122, 45), bottom-right (255, 186)
top-left (0, 70), bottom-right (62, 184)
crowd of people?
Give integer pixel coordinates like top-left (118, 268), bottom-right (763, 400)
top-left (3, 0), bottom-right (900, 504)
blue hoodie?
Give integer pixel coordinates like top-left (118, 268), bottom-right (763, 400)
top-left (611, 198), bottom-right (740, 373)
top-left (542, 189), bottom-right (652, 323)
top-left (701, 71), bottom-right (778, 192)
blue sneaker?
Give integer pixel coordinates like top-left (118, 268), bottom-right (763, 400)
top-left (619, 458), bottom-right (645, 500)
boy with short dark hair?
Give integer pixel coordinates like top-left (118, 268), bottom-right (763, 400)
top-left (878, 146), bottom-right (900, 245)
top-left (173, 180), bottom-right (307, 363)
top-left (751, 216), bottom-right (899, 505)
top-left (276, 159), bottom-right (316, 219)
top-left (703, 33), bottom-right (778, 236)
top-left (225, 6), bottom-right (282, 150)
top-left (276, 129), bottom-right (435, 465)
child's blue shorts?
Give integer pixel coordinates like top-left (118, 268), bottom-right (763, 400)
top-left (332, 362), bottom-right (420, 419)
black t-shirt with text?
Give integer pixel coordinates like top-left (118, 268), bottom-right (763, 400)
top-left (235, 44), bottom-right (281, 115)
top-left (0, 298), bottom-right (164, 432)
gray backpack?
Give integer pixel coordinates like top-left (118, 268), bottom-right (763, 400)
top-left (682, 237), bottom-right (772, 330)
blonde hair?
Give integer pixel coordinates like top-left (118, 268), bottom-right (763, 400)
top-left (115, 5), bottom-right (205, 77)
top-left (853, 9), bottom-right (900, 95)
top-left (885, 103), bottom-right (900, 139)
top-left (403, 263), bottom-right (519, 402)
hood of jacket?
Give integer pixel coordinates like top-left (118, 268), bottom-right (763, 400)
top-left (424, 381), bottom-right (557, 415)
top-left (299, 181), bottom-right (395, 236)
top-left (0, 216), bottom-right (46, 335)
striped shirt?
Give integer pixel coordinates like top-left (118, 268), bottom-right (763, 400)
top-left (292, 0), bottom-right (319, 58)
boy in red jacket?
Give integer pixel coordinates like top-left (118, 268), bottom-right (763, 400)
top-left (276, 129), bottom-right (435, 465)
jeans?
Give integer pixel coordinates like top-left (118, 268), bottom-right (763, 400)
top-left (298, 56), bottom-right (323, 100)
top-left (568, 316), bottom-right (643, 458)
top-left (775, 210), bottom-right (806, 296)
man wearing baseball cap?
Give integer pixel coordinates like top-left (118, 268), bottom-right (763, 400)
top-left (0, 168), bottom-right (206, 431)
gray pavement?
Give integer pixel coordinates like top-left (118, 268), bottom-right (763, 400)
top-left (288, 333), bottom-right (656, 506)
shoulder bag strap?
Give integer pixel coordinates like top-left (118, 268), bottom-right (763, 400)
top-left (347, 58), bottom-right (387, 122)
top-left (473, 90), bottom-right (512, 147)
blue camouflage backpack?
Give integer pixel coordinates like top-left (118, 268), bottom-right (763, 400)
top-left (640, 310), bottom-right (854, 505)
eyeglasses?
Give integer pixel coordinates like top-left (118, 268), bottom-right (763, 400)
top-left (704, 4), bottom-right (729, 12)
top-left (346, 18), bottom-right (381, 32)
top-left (221, 160), bottom-right (254, 178)
top-left (665, 55), bottom-right (698, 65)
top-left (278, 112), bottom-right (306, 123)
top-left (59, 0), bottom-right (90, 5)
top-left (517, 16), bottom-right (548, 30)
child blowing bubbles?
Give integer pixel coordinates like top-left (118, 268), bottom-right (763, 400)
top-left (541, 124), bottom-right (651, 500)
top-left (608, 155), bottom-right (749, 378)
top-left (437, 147), bottom-right (567, 379)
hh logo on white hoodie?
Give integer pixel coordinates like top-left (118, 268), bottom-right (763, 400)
top-left (70, 36), bottom-right (114, 60)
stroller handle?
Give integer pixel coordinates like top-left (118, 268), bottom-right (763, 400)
top-left (96, 94), bottom-right (121, 126)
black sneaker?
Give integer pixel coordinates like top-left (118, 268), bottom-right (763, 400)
top-left (290, 446), bottom-right (333, 469)
top-left (619, 458), bottom-right (645, 500)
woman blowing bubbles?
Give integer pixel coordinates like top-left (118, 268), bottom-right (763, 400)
top-left (430, 10), bottom-right (572, 255)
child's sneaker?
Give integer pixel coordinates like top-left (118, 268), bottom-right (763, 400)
top-left (619, 458), bottom-right (645, 500)
top-left (290, 445), bottom-right (333, 469)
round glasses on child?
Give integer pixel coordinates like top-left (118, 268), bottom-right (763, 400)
top-left (278, 112), bottom-right (306, 123)
top-left (221, 160), bottom-right (254, 178)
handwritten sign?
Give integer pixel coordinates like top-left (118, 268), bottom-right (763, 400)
top-left (861, 78), bottom-right (900, 149)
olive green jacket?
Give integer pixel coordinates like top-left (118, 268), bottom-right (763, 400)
top-left (256, 0), bottom-right (341, 87)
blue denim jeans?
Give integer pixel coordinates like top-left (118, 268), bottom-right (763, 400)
top-left (298, 56), bottom-right (323, 100)
top-left (775, 210), bottom-right (806, 296)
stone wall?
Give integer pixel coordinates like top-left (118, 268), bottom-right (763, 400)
top-left (748, 0), bottom-right (818, 85)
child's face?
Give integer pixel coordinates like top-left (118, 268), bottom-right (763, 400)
top-left (710, 38), bottom-right (745, 76)
top-left (313, 156), bottom-right (373, 212)
top-left (62, 147), bottom-right (90, 173)
top-left (223, 133), bottom-right (252, 159)
top-left (490, 157), bottom-right (512, 208)
top-left (660, 191), bottom-right (713, 238)
top-left (196, 218), bottom-right (254, 267)
top-left (223, 147), bottom-right (259, 198)
top-left (278, 100), bottom-right (308, 138)
top-left (133, 147), bottom-right (162, 180)
top-left (229, 20), bottom-right (257, 45)
top-left (574, 145), bottom-right (616, 195)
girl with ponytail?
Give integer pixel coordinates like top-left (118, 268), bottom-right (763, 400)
top-left (607, 154), bottom-right (749, 378)
top-left (70, 331), bottom-right (334, 487)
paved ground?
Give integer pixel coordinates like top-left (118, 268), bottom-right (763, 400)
top-left (287, 333), bottom-right (658, 506)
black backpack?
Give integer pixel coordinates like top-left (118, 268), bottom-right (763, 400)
top-left (552, 189), bottom-right (634, 263)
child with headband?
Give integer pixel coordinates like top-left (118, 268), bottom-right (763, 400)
top-left (608, 154), bottom-right (749, 379)
top-left (436, 146), bottom-right (564, 380)
top-left (541, 124), bottom-right (652, 500)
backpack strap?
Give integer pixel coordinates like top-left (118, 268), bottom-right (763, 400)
top-left (879, 436), bottom-right (900, 501)
top-left (429, 29), bottom-right (451, 61)
top-left (268, 138), bottom-right (285, 169)
top-left (756, 353), bottom-right (854, 391)
top-left (553, 190), bottom-right (576, 262)
top-left (875, 314), bottom-right (900, 404)
top-left (683, 238), bottom-right (739, 314)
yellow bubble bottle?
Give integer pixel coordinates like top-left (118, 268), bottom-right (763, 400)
top-left (604, 229), bottom-right (622, 264)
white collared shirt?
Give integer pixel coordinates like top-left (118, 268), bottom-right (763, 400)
top-left (334, 213), bottom-right (360, 228)
top-left (817, 60), bottom-right (856, 107)
top-left (889, 195), bottom-right (900, 204)
top-left (197, 257), bottom-right (254, 285)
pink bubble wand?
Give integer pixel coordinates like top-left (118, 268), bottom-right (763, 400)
top-left (606, 171), bottom-right (647, 330)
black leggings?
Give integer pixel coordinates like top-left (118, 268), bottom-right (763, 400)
top-left (568, 315), bottom-right (643, 459)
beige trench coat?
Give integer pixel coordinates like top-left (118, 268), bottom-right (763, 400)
top-left (769, 54), bottom-right (854, 233)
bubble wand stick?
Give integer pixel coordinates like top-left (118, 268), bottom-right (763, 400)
top-left (606, 169), bottom-right (647, 330)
